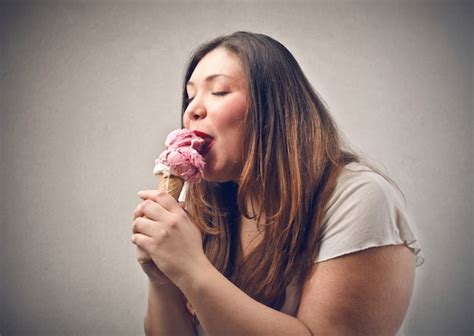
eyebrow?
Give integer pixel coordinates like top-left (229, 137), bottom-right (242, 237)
top-left (186, 74), bottom-right (234, 87)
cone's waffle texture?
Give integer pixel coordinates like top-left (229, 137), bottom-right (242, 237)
top-left (158, 173), bottom-right (184, 200)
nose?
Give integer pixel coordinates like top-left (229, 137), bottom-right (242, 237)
top-left (186, 100), bottom-right (207, 121)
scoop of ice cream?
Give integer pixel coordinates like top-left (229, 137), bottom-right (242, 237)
top-left (155, 147), bottom-right (205, 183)
top-left (165, 128), bottom-right (206, 153)
top-left (153, 128), bottom-right (207, 183)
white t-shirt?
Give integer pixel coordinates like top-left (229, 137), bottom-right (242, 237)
top-left (279, 161), bottom-right (424, 316)
top-left (195, 161), bottom-right (424, 334)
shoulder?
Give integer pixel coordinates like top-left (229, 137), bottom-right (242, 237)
top-left (292, 162), bottom-right (420, 334)
top-left (324, 161), bottom-right (405, 217)
top-left (316, 161), bottom-right (423, 265)
top-left (319, 163), bottom-right (408, 251)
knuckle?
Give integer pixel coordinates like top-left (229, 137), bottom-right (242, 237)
top-left (157, 190), bottom-right (167, 198)
top-left (160, 228), bottom-right (170, 239)
top-left (133, 203), bottom-right (140, 212)
top-left (133, 204), bottom-right (142, 218)
top-left (136, 249), bottom-right (151, 263)
top-left (144, 199), bottom-right (153, 207)
top-left (176, 213), bottom-right (187, 225)
top-left (142, 199), bottom-right (153, 211)
top-left (169, 218), bottom-right (178, 229)
top-left (132, 218), bottom-right (140, 232)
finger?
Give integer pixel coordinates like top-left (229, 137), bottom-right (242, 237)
top-left (132, 216), bottom-right (161, 236)
top-left (136, 246), bottom-right (152, 264)
top-left (137, 189), bottom-right (164, 202)
top-left (131, 233), bottom-right (154, 254)
top-left (138, 190), bottom-right (181, 213)
top-left (133, 202), bottom-right (144, 220)
top-left (133, 199), bottom-right (168, 222)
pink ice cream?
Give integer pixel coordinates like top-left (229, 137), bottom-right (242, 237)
top-left (153, 129), bottom-right (210, 183)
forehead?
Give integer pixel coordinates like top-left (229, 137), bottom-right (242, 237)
top-left (188, 48), bottom-right (245, 84)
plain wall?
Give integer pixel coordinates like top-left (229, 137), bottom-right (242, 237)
top-left (1, 0), bottom-right (472, 335)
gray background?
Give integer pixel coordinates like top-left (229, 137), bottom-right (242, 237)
top-left (0, 0), bottom-right (472, 335)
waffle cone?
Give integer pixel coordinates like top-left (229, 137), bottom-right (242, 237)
top-left (158, 173), bottom-right (185, 200)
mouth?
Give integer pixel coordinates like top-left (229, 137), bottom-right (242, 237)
top-left (193, 130), bottom-right (215, 156)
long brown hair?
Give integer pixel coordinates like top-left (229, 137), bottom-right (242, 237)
top-left (182, 32), bottom-right (399, 310)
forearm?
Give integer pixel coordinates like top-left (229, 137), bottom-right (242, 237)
top-left (178, 261), bottom-right (312, 336)
top-left (144, 281), bottom-right (196, 336)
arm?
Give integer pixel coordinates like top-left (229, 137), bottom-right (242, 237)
top-left (144, 281), bottom-right (196, 336)
top-left (178, 258), bottom-right (313, 336)
top-left (297, 244), bottom-right (416, 335)
top-left (132, 190), bottom-right (311, 335)
top-left (133, 190), bottom-right (416, 335)
top-left (132, 202), bottom-right (196, 336)
top-left (176, 244), bottom-right (415, 336)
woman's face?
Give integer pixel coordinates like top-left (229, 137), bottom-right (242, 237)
top-left (183, 47), bottom-right (248, 183)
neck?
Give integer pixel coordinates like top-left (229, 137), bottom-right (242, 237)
top-left (238, 197), bottom-right (264, 259)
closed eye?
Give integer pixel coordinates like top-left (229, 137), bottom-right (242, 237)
top-left (212, 91), bottom-right (229, 96)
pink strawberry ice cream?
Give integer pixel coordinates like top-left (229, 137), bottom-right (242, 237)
top-left (153, 129), bottom-right (210, 183)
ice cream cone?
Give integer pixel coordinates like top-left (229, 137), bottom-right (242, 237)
top-left (158, 173), bottom-right (185, 200)
top-left (154, 129), bottom-right (207, 200)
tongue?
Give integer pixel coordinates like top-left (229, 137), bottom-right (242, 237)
top-left (193, 131), bottom-right (214, 155)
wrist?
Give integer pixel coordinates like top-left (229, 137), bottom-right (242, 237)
top-left (148, 280), bottom-right (185, 302)
top-left (175, 255), bottom-right (216, 295)
top-left (149, 279), bottom-right (179, 291)
top-left (148, 277), bottom-right (175, 288)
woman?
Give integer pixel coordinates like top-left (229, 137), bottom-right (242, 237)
top-left (132, 31), bottom-right (424, 335)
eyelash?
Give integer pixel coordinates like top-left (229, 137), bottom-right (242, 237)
top-left (212, 91), bottom-right (229, 96)
top-left (186, 92), bottom-right (229, 104)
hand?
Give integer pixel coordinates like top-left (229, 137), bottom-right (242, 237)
top-left (132, 204), bottom-right (172, 285)
top-left (131, 190), bottom-right (207, 287)
top-left (135, 247), bottom-right (173, 286)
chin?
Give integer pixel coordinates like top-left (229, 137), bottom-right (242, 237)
top-left (202, 170), bottom-right (238, 183)
top-left (201, 162), bottom-right (242, 183)
top-left (202, 175), bottom-right (233, 183)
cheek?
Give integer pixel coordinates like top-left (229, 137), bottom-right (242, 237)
top-left (217, 99), bottom-right (247, 131)
top-left (217, 115), bottom-right (245, 133)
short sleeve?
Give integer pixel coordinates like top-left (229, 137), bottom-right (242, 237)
top-left (315, 164), bottom-right (424, 266)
